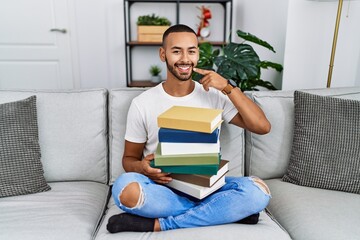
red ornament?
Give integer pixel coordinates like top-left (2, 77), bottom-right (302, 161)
top-left (196, 6), bottom-right (212, 39)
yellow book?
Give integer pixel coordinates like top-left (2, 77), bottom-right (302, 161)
top-left (157, 106), bottom-right (223, 133)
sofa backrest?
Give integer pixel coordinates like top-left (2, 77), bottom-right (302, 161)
top-left (0, 89), bottom-right (108, 183)
top-left (108, 88), bottom-right (245, 184)
top-left (245, 87), bottom-right (360, 180)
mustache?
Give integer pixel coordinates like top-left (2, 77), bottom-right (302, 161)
top-left (174, 62), bottom-right (194, 67)
top-left (164, 57), bottom-right (194, 67)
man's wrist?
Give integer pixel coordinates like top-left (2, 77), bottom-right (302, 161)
top-left (221, 79), bottom-right (237, 95)
top-left (221, 84), bottom-right (234, 95)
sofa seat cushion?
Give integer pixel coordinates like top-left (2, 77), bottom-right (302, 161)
top-left (265, 178), bottom-right (360, 240)
top-left (0, 181), bottom-right (109, 240)
top-left (93, 198), bottom-right (291, 240)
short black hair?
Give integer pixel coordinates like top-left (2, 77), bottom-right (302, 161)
top-left (162, 24), bottom-right (197, 46)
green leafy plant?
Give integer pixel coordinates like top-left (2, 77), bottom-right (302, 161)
top-left (137, 14), bottom-right (171, 26)
top-left (149, 65), bottom-right (162, 76)
top-left (193, 30), bottom-right (283, 91)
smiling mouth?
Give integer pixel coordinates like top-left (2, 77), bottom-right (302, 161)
top-left (176, 64), bottom-right (193, 73)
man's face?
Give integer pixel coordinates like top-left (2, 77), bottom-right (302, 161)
top-left (160, 32), bottom-right (199, 81)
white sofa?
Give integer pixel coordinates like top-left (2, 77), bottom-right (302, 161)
top-left (1, 87), bottom-right (359, 240)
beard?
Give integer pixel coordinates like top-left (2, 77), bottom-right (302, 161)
top-left (165, 57), bottom-right (194, 81)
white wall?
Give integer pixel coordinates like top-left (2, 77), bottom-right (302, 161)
top-left (282, 0), bottom-right (360, 90)
top-left (71, 0), bottom-right (126, 88)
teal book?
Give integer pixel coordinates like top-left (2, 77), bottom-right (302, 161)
top-left (154, 145), bottom-right (220, 166)
top-left (150, 161), bottom-right (220, 175)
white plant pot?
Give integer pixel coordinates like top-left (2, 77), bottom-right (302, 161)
top-left (151, 75), bottom-right (161, 83)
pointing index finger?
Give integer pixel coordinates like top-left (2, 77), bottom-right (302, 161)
top-left (193, 68), bottom-right (211, 75)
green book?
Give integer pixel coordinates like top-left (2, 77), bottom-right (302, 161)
top-left (150, 161), bottom-right (220, 175)
top-left (154, 145), bottom-right (220, 166)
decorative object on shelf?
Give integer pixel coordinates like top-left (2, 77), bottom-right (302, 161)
top-left (137, 14), bottom-right (171, 42)
top-left (196, 6), bottom-right (212, 40)
top-left (193, 30), bottom-right (283, 91)
top-left (149, 65), bottom-right (162, 83)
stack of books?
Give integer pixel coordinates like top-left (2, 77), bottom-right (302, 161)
top-left (154, 106), bottom-right (229, 199)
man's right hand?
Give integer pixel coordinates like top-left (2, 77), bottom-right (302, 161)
top-left (141, 154), bottom-right (172, 184)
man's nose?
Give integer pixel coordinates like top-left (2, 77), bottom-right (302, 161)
top-left (180, 52), bottom-right (190, 61)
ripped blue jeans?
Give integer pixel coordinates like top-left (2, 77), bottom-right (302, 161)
top-left (112, 172), bottom-right (271, 231)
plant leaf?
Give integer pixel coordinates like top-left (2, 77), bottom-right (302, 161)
top-left (199, 42), bottom-right (213, 56)
top-left (197, 42), bottom-right (215, 69)
top-left (212, 49), bottom-right (220, 57)
top-left (259, 61), bottom-right (283, 72)
top-left (215, 43), bottom-right (260, 81)
top-left (237, 30), bottom-right (275, 53)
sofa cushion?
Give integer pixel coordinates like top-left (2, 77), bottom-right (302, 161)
top-left (93, 198), bottom-right (291, 240)
top-left (108, 88), bottom-right (145, 184)
top-left (0, 89), bottom-right (108, 183)
top-left (245, 87), bottom-right (360, 179)
top-left (0, 96), bottom-right (50, 197)
top-left (108, 88), bottom-right (245, 185)
top-left (283, 91), bottom-right (360, 194)
top-left (0, 181), bottom-right (109, 240)
top-left (265, 178), bottom-right (360, 240)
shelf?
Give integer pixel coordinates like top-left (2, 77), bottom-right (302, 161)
top-left (124, 0), bottom-right (233, 87)
top-left (127, 41), bottom-right (228, 46)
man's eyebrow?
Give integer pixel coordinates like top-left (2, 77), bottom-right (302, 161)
top-left (170, 46), bottom-right (198, 50)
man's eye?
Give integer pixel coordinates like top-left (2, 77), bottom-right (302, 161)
top-left (189, 51), bottom-right (196, 54)
top-left (173, 51), bottom-right (180, 54)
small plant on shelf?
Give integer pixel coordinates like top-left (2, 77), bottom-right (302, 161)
top-left (149, 65), bottom-right (162, 83)
top-left (137, 14), bottom-right (171, 26)
top-left (150, 65), bottom-right (161, 76)
top-left (137, 14), bottom-right (171, 42)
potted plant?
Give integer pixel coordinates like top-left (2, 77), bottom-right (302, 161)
top-left (149, 65), bottom-right (162, 83)
top-left (137, 14), bottom-right (171, 42)
top-left (193, 30), bottom-right (283, 91)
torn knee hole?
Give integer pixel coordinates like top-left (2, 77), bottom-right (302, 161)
top-left (251, 177), bottom-right (271, 195)
top-left (119, 182), bottom-right (144, 208)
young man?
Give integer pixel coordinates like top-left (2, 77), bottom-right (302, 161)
top-left (107, 24), bottom-right (271, 233)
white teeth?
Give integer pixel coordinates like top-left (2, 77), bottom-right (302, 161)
top-left (178, 65), bottom-right (190, 70)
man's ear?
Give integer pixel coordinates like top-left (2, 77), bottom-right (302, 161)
top-left (159, 47), bottom-right (166, 62)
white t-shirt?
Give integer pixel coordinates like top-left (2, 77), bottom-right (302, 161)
top-left (125, 81), bottom-right (238, 157)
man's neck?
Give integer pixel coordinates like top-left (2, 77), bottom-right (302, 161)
top-left (162, 78), bottom-right (195, 97)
